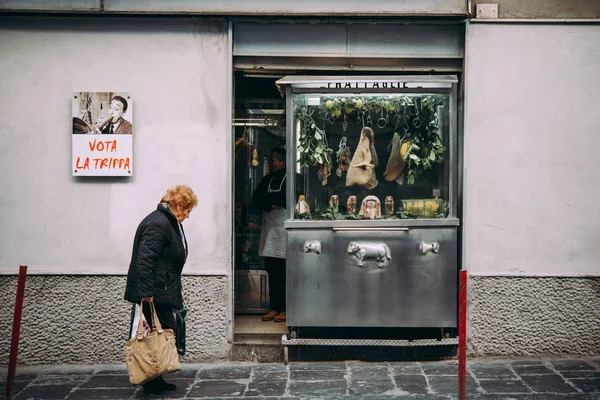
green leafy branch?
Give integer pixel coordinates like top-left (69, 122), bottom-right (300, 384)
top-left (294, 103), bottom-right (333, 169)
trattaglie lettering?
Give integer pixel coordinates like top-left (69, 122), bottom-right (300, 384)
top-left (326, 81), bottom-right (406, 89)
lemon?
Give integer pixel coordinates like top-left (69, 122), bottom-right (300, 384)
top-left (334, 109), bottom-right (341, 117)
top-left (345, 107), bottom-right (353, 114)
top-left (383, 101), bottom-right (390, 110)
top-left (424, 201), bottom-right (439, 216)
top-left (355, 99), bottom-right (363, 108)
top-left (415, 201), bottom-right (425, 213)
top-left (400, 141), bottom-right (411, 158)
top-left (325, 100), bottom-right (333, 109)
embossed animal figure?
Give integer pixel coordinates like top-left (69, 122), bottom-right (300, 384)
top-left (303, 240), bottom-right (322, 255)
top-left (347, 241), bottom-right (391, 268)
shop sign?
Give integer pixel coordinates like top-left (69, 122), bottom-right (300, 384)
top-left (71, 92), bottom-right (133, 176)
top-left (284, 79), bottom-right (453, 90)
top-left (327, 81), bottom-right (407, 89)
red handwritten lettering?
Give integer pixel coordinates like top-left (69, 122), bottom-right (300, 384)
top-left (88, 139), bottom-right (118, 152)
top-left (92, 157), bottom-right (131, 170)
top-left (75, 157), bottom-right (90, 170)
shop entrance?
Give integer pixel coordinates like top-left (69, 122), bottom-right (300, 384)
top-left (230, 21), bottom-right (465, 358)
top-left (232, 71), bottom-right (289, 343)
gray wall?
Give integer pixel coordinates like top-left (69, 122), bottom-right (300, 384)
top-left (465, 22), bottom-right (600, 356)
top-left (0, 276), bottom-right (228, 364)
top-left (0, 16), bottom-right (231, 276)
top-left (465, 23), bottom-right (600, 276)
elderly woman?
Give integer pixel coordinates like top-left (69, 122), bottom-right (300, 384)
top-left (124, 185), bottom-right (198, 395)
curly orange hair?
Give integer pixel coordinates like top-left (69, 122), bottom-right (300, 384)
top-left (160, 185), bottom-right (198, 210)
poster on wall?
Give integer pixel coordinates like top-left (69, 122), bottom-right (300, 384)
top-left (72, 92), bottom-right (133, 176)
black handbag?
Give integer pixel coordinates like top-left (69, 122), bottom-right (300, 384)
top-left (174, 306), bottom-right (187, 356)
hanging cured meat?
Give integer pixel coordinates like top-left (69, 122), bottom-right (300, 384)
top-left (335, 137), bottom-right (351, 177)
top-left (346, 127), bottom-right (378, 190)
top-left (383, 132), bottom-right (406, 184)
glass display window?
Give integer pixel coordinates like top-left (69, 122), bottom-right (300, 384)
top-left (280, 76), bottom-right (458, 222)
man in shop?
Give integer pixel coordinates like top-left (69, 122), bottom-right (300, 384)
top-left (101, 95), bottom-right (132, 134)
top-left (252, 147), bottom-right (303, 323)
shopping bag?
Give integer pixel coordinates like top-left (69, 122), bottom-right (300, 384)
top-left (130, 304), bottom-right (151, 339)
top-left (174, 306), bottom-right (187, 356)
top-left (125, 301), bottom-right (181, 385)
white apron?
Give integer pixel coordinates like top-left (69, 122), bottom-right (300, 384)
top-left (258, 174), bottom-right (287, 259)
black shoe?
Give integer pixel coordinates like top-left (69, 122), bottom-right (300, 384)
top-left (142, 379), bottom-right (165, 395)
top-left (156, 376), bottom-right (177, 391)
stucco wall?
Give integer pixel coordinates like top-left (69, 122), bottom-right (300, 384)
top-left (0, 276), bottom-right (228, 364)
top-left (469, 276), bottom-right (600, 356)
top-left (464, 23), bottom-right (600, 276)
top-left (0, 16), bottom-right (231, 276)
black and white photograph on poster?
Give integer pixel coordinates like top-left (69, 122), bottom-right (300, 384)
top-left (72, 92), bottom-right (133, 176)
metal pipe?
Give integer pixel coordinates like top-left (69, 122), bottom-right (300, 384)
top-left (332, 227), bottom-right (409, 232)
top-left (458, 269), bottom-right (467, 400)
top-left (226, 19), bottom-right (234, 345)
top-left (6, 265), bottom-right (27, 400)
top-left (285, 85), bottom-right (294, 221)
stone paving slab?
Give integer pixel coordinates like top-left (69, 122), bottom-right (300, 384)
top-left (1, 358), bottom-right (599, 399)
top-left (347, 379), bottom-right (396, 396)
top-left (512, 364), bottom-right (556, 375)
top-left (469, 364), bottom-right (517, 380)
top-left (520, 374), bottom-right (579, 394)
top-left (393, 374), bottom-right (429, 395)
top-left (550, 360), bottom-right (597, 371)
top-left (477, 378), bottom-right (531, 394)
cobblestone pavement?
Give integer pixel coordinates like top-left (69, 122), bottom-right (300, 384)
top-left (1, 357), bottom-right (599, 399)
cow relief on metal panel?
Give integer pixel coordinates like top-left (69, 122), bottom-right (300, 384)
top-left (303, 240), bottom-right (322, 255)
top-left (347, 241), bottom-right (391, 268)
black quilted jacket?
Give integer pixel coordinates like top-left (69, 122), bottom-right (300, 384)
top-left (124, 204), bottom-right (188, 308)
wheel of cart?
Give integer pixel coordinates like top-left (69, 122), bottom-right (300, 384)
top-left (283, 327), bottom-right (298, 364)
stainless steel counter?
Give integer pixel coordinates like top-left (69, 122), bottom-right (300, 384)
top-left (286, 225), bottom-right (458, 328)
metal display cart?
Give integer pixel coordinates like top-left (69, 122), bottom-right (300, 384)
top-left (277, 76), bottom-right (460, 350)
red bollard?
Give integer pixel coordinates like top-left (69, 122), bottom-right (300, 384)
top-left (458, 269), bottom-right (467, 400)
top-left (6, 265), bottom-right (27, 400)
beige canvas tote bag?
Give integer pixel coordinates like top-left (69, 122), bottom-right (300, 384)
top-left (125, 301), bottom-right (181, 385)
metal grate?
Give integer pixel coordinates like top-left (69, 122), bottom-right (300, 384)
top-left (282, 335), bottom-right (458, 347)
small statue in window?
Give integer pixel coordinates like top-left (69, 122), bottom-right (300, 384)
top-left (330, 195), bottom-right (339, 213)
top-left (347, 195), bottom-right (357, 215)
top-left (385, 196), bottom-right (394, 216)
top-left (359, 195), bottom-right (381, 219)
